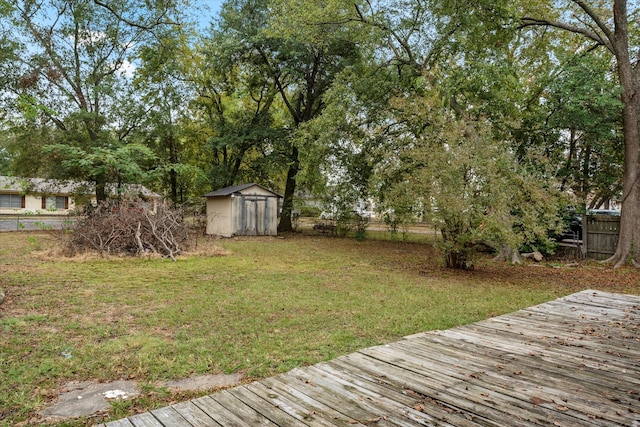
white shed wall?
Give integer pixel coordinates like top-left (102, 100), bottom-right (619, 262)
top-left (206, 197), bottom-right (233, 237)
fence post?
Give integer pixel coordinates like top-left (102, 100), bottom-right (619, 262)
top-left (581, 214), bottom-right (587, 257)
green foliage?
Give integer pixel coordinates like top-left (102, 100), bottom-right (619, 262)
top-left (378, 90), bottom-right (563, 269)
top-left (3, 0), bottom-right (188, 200)
top-left (297, 205), bottom-right (321, 218)
top-left (535, 50), bottom-right (623, 206)
top-left (42, 141), bottom-right (157, 187)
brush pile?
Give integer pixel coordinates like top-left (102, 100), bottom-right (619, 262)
top-left (65, 198), bottom-right (188, 260)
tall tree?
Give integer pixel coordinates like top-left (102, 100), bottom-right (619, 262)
top-left (524, 50), bottom-right (623, 208)
top-left (212, 0), bottom-right (362, 232)
top-left (6, 0), bottom-right (182, 201)
top-left (193, 27), bottom-right (286, 192)
top-left (521, 1), bottom-right (640, 266)
top-left (134, 29), bottom-right (205, 205)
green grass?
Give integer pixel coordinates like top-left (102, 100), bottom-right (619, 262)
top-left (0, 232), bottom-right (638, 426)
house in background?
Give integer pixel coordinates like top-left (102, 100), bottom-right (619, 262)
top-left (0, 176), bottom-right (161, 215)
top-left (204, 183), bottom-right (281, 237)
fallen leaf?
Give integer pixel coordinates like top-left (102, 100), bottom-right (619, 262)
top-left (556, 405), bottom-right (569, 412)
top-left (530, 396), bottom-right (551, 405)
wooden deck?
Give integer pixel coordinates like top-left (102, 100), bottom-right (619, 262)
top-left (103, 290), bottom-right (640, 426)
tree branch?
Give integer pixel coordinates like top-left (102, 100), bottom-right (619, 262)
top-left (520, 17), bottom-right (613, 54)
top-left (572, 0), bottom-right (615, 43)
top-left (93, 0), bottom-right (177, 31)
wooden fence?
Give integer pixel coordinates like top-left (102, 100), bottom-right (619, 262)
top-left (584, 215), bottom-right (620, 260)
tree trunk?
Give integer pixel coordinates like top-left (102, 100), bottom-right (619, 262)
top-left (168, 132), bottom-right (178, 206)
top-left (494, 245), bottom-right (523, 264)
top-left (604, 1), bottom-right (640, 267)
top-left (444, 248), bottom-right (473, 270)
top-left (278, 146), bottom-right (299, 233)
top-left (95, 178), bottom-right (108, 203)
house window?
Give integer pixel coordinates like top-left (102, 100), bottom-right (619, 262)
top-left (42, 196), bottom-right (68, 210)
top-left (0, 194), bottom-right (25, 208)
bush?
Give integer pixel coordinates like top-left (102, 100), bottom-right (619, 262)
top-left (298, 205), bottom-right (322, 218)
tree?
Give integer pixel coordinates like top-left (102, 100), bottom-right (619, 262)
top-left (191, 25), bottom-right (287, 193)
top-left (305, 1), bottom-right (564, 267)
top-left (134, 30), bottom-right (207, 205)
top-left (520, 1), bottom-right (640, 266)
top-left (5, 0), bottom-right (182, 201)
top-left (211, 0), bottom-right (362, 232)
top-left (528, 50), bottom-right (623, 208)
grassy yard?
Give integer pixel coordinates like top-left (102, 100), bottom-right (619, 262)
top-left (1, 231), bottom-right (639, 426)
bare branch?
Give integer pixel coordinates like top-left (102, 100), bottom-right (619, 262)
top-left (65, 199), bottom-right (188, 260)
top-left (520, 16), bottom-right (613, 54)
top-left (92, 0), bottom-right (177, 31)
top-left (572, 0), bottom-right (615, 43)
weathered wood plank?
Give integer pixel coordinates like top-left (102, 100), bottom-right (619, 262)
top-left (411, 330), bottom-right (640, 410)
top-left (402, 333), bottom-right (639, 403)
top-left (385, 338), bottom-right (634, 426)
top-left (260, 376), bottom-right (368, 426)
top-left (317, 360), bottom-right (483, 427)
top-left (276, 368), bottom-right (399, 427)
top-left (171, 401), bottom-right (222, 427)
top-left (226, 386), bottom-right (308, 426)
top-left (209, 390), bottom-right (278, 425)
top-left (431, 327), bottom-right (640, 389)
top-left (191, 395), bottom-right (252, 427)
top-left (476, 315), bottom-right (640, 360)
top-left (244, 381), bottom-right (340, 427)
top-left (343, 351), bottom-right (540, 427)
top-left (300, 363), bottom-right (458, 427)
top-left (150, 406), bottom-right (193, 426)
top-left (360, 345), bottom-right (592, 427)
top-left (101, 419), bottom-right (135, 427)
top-left (562, 290), bottom-right (640, 309)
top-left (128, 412), bottom-right (165, 427)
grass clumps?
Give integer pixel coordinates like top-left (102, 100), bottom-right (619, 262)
top-left (0, 232), bottom-right (639, 425)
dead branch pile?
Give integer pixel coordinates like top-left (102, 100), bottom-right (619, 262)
top-left (66, 199), bottom-right (188, 260)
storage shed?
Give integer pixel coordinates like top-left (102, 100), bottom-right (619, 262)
top-left (204, 183), bottom-right (281, 237)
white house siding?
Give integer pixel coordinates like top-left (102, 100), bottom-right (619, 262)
top-left (0, 176), bottom-right (160, 215)
top-left (0, 194), bottom-right (75, 215)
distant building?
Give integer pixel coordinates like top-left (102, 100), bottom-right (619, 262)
top-left (0, 176), bottom-right (161, 215)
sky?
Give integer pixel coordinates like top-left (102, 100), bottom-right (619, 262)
top-left (196, 0), bottom-right (225, 27)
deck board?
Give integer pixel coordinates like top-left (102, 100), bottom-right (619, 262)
top-left (103, 290), bottom-right (640, 426)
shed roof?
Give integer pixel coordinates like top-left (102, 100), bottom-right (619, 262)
top-left (204, 183), bottom-right (281, 198)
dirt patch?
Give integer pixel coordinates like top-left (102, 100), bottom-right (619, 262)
top-left (164, 372), bottom-right (244, 392)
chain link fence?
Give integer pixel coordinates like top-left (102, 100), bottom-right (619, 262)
top-left (0, 215), bottom-right (76, 232)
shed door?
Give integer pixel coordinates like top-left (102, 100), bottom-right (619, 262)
top-left (235, 195), bottom-right (273, 236)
